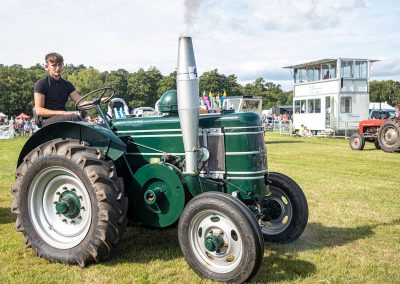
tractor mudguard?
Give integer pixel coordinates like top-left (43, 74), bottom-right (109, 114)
top-left (17, 121), bottom-right (126, 166)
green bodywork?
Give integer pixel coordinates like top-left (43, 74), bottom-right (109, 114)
top-left (18, 108), bottom-right (268, 227)
top-left (112, 111), bottom-right (268, 202)
top-left (17, 121), bottom-right (126, 166)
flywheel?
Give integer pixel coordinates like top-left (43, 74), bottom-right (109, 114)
top-left (131, 163), bottom-right (186, 227)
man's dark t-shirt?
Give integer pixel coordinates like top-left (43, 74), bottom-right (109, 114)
top-left (34, 76), bottom-right (75, 111)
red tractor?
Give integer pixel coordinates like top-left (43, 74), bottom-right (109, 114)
top-left (350, 116), bottom-right (400, 152)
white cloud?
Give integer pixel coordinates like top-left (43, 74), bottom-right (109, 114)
top-left (0, 0), bottom-right (399, 90)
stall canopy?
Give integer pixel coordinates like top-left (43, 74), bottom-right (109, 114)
top-left (16, 112), bottom-right (30, 119)
top-left (0, 112), bottom-right (6, 117)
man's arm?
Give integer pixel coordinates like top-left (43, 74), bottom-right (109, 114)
top-left (34, 92), bottom-right (70, 117)
top-left (69, 90), bottom-right (82, 103)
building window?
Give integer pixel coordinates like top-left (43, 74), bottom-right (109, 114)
top-left (354, 61), bottom-right (367, 79)
top-left (341, 60), bottom-right (354, 78)
top-left (295, 99), bottom-right (307, 113)
top-left (340, 97), bottom-right (352, 113)
top-left (307, 99), bottom-right (321, 113)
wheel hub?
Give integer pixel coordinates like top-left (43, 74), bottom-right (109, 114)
top-left (55, 190), bottom-right (81, 219)
top-left (204, 234), bottom-right (225, 252)
top-left (384, 128), bottom-right (398, 145)
top-left (262, 198), bottom-right (284, 221)
top-left (143, 187), bottom-right (165, 206)
top-left (258, 187), bottom-right (293, 235)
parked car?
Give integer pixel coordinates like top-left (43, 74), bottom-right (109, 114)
top-left (369, 109), bottom-right (395, 120)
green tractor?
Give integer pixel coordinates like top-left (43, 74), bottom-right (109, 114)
top-left (11, 37), bottom-right (308, 283)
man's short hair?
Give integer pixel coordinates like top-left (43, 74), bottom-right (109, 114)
top-left (45, 52), bottom-right (64, 64)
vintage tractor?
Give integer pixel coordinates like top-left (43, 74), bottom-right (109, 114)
top-left (350, 116), bottom-right (400, 153)
top-left (11, 37), bottom-right (308, 283)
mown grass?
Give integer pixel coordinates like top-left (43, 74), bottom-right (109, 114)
top-left (0, 133), bottom-right (399, 283)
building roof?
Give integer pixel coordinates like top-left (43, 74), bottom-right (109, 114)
top-left (283, 58), bottom-right (379, 69)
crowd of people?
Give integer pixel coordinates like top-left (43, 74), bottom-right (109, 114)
top-left (0, 116), bottom-right (39, 137)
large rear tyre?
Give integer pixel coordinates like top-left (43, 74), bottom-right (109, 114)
top-left (178, 192), bottom-right (263, 283)
top-left (378, 120), bottom-right (400, 152)
top-left (11, 138), bottom-right (128, 267)
top-left (349, 133), bottom-right (365, 150)
top-left (260, 172), bottom-right (308, 243)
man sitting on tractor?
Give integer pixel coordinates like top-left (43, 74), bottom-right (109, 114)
top-left (395, 104), bottom-right (400, 118)
top-left (34, 52), bottom-right (83, 127)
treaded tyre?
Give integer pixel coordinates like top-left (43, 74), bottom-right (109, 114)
top-left (178, 192), bottom-right (264, 283)
top-left (349, 132), bottom-right (365, 150)
top-left (374, 140), bottom-right (381, 150)
top-left (11, 138), bottom-right (128, 267)
top-left (260, 172), bottom-right (308, 243)
top-left (378, 120), bottom-right (400, 152)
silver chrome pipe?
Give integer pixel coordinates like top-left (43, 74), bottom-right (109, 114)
top-left (177, 36), bottom-right (200, 174)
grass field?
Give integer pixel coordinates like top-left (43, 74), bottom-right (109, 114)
top-left (0, 133), bottom-right (399, 283)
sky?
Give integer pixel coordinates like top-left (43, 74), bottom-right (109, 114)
top-left (0, 0), bottom-right (399, 90)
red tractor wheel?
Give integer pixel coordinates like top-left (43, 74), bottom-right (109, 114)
top-left (349, 133), bottom-right (365, 150)
top-left (377, 120), bottom-right (400, 152)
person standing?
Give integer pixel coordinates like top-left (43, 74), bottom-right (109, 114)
top-left (34, 52), bottom-right (82, 126)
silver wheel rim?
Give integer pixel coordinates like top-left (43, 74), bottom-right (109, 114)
top-left (352, 137), bottom-right (360, 148)
top-left (260, 187), bottom-right (293, 235)
top-left (382, 127), bottom-right (398, 147)
top-left (28, 166), bottom-right (92, 249)
top-left (189, 210), bottom-right (243, 273)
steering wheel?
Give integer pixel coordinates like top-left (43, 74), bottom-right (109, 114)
top-left (75, 87), bottom-right (116, 110)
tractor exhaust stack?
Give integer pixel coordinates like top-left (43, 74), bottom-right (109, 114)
top-left (177, 36), bottom-right (200, 174)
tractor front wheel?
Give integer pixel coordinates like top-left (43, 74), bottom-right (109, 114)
top-left (178, 192), bottom-right (263, 283)
top-left (11, 139), bottom-right (128, 267)
top-left (260, 172), bottom-right (308, 243)
top-left (349, 132), bottom-right (365, 150)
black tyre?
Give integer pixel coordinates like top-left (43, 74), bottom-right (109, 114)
top-left (374, 140), bottom-right (381, 150)
top-left (178, 192), bottom-right (264, 283)
top-left (260, 172), bottom-right (308, 243)
top-left (349, 132), bottom-right (365, 150)
top-left (11, 138), bottom-right (128, 267)
top-left (377, 120), bottom-right (400, 152)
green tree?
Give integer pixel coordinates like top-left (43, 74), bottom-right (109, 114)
top-left (127, 67), bottom-right (162, 108)
top-left (199, 69), bottom-right (243, 97)
top-left (104, 69), bottom-right (129, 100)
top-left (242, 78), bottom-right (288, 109)
top-left (157, 71), bottom-right (176, 98)
top-left (370, 80), bottom-right (400, 106)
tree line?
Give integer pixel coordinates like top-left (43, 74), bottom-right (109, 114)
top-left (0, 64), bottom-right (292, 116)
top-left (0, 63), bottom-right (399, 117)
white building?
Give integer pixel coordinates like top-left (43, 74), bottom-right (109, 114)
top-left (284, 58), bottom-right (378, 134)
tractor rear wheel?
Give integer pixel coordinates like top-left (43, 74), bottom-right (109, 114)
top-left (260, 172), bottom-right (308, 243)
top-left (378, 120), bottom-right (400, 152)
top-left (349, 133), bottom-right (365, 150)
top-left (11, 138), bottom-right (128, 267)
top-left (178, 192), bottom-right (263, 283)
top-left (374, 140), bottom-right (381, 150)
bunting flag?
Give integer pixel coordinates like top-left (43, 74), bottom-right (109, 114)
top-left (213, 96), bottom-right (220, 110)
top-left (216, 93), bottom-right (221, 108)
top-left (199, 96), bottom-right (206, 109)
top-left (220, 95), bottom-right (225, 108)
top-left (223, 90), bottom-right (227, 96)
top-left (203, 96), bottom-right (211, 110)
top-left (208, 91), bottom-right (214, 109)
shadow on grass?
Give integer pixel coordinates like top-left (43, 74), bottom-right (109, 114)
top-left (98, 220), bottom-right (394, 282)
top-left (266, 140), bottom-right (304, 145)
top-left (269, 221), bottom-right (375, 254)
top-left (255, 253), bottom-right (316, 283)
top-left (105, 225), bottom-right (181, 265)
top-left (253, 222), bottom-right (376, 282)
top-left (0, 207), bottom-right (15, 224)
